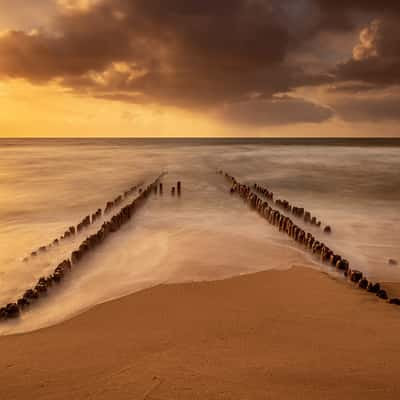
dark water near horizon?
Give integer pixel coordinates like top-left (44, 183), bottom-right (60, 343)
top-left (2, 137), bottom-right (400, 147)
top-left (1, 138), bottom-right (400, 334)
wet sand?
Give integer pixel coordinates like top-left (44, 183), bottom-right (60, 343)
top-left (1, 266), bottom-right (400, 400)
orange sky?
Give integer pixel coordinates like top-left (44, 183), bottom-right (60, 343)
top-left (0, 1), bottom-right (399, 137)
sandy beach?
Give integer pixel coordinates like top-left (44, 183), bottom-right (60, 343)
top-left (1, 266), bottom-right (400, 400)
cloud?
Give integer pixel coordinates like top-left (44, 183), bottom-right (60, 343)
top-left (333, 92), bottom-right (400, 122)
top-left (0, 1), bottom-right (331, 109)
top-left (326, 81), bottom-right (379, 94)
top-left (0, 0), bottom-right (400, 127)
top-left (336, 17), bottom-right (400, 86)
top-left (57, 0), bottom-right (103, 12)
top-left (218, 96), bottom-right (334, 126)
top-left (0, 0), bottom-right (57, 31)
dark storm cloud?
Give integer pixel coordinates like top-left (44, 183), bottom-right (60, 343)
top-left (0, 0), bottom-right (399, 125)
top-left (218, 96), bottom-right (334, 126)
top-left (333, 94), bottom-right (400, 122)
top-left (315, 0), bottom-right (400, 14)
top-left (0, 0), bottom-right (330, 108)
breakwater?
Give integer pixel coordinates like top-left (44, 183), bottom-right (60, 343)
top-left (219, 170), bottom-right (399, 306)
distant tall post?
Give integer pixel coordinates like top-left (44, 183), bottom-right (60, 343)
top-left (177, 181), bottom-right (181, 196)
top-left (159, 183), bottom-right (163, 195)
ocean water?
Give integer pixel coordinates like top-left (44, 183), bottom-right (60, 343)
top-left (1, 138), bottom-right (400, 334)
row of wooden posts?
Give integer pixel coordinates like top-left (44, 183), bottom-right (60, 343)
top-left (152, 181), bottom-right (182, 196)
top-left (219, 170), bottom-right (400, 306)
top-left (253, 183), bottom-right (331, 233)
top-left (24, 183), bottom-right (143, 262)
top-left (0, 175), bottom-right (165, 321)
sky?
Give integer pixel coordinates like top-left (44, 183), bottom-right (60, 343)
top-left (0, 0), bottom-right (399, 137)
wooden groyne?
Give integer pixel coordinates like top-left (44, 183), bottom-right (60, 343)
top-left (24, 183), bottom-right (143, 262)
top-left (253, 183), bottom-right (331, 233)
top-left (0, 175), bottom-right (166, 321)
top-left (219, 170), bottom-right (399, 306)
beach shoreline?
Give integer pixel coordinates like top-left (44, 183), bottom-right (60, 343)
top-left (1, 265), bottom-right (400, 399)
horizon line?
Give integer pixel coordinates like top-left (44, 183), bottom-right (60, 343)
top-left (1, 136), bottom-right (400, 140)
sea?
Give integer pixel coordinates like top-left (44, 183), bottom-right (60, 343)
top-left (1, 138), bottom-right (400, 334)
